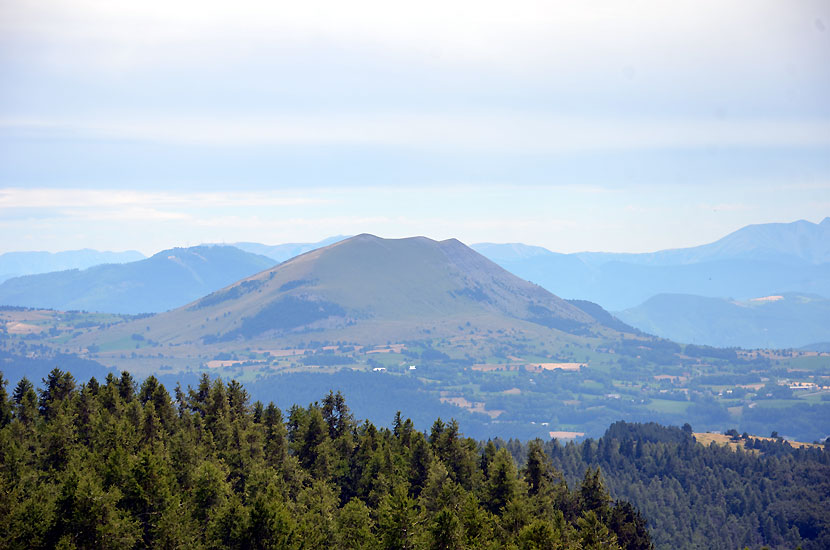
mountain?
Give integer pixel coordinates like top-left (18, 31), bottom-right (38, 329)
top-left (79, 234), bottom-right (633, 363)
top-left (616, 293), bottom-right (830, 349)
top-left (229, 236), bottom-right (349, 263)
top-left (471, 242), bottom-right (554, 262)
top-left (473, 218), bottom-right (830, 310)
top-left (0, 245), bottom-right (276, 314)
top-left (575, 217), bottom-right (830, 266)
top-left (0, 248), bottom-right (145, 283)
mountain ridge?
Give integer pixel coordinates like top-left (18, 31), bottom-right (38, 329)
top-left (0, 245), bottom-right (276, 314)
top-left (473, 218), bottom-right (830, 309)
top-left (616, 292), bottom-right (830, 349)
top-left (576, 217), bottom-right (830, 266)
top-left (0, 248), bottom-right (145, 283)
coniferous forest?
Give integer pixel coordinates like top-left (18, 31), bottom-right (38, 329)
top-left (0, 368), bottom-right (649, 549)
top-left (501, 423), bottom-right (830, 550)
top-left (0, 369), bottom-right (827, 549)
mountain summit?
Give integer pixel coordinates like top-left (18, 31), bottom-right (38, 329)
top-left (97, 234), bottom-right (623, 351)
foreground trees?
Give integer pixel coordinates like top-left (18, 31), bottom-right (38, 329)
top-left (0, 368), bottom-right (650, 549)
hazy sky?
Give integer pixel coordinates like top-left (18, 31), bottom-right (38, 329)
top-left (1, 0), bottom-right (829, 255)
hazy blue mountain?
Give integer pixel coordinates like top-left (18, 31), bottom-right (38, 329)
top-left (229, 236), bottom-right (349, 262)
top-left (582, 260), bottom-right (830, 311)
top-left (471, 242), bottom-right (554, 262)
top-left (0, 249), bottom-right (145, 283)
top-left (576, 217), bottom-right (830, 266)
top-left (473, 218), bottom-right (830, 310)
top-left (616, 293), bottom-right (830, 349)
top-left (0, 245), bottom-right (276, 314)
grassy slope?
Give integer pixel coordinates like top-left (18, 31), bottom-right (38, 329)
top-left (74, 235), bottom-right (608, 358)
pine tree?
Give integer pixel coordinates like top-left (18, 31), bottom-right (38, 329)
top-left (579, 467), bottom-right (611, 520)
top-left (39, 368), bottom-right (75, 420)
top-left (263, 402), bottom-right (288, 468)
top-left (297, 407), bottom-right (332, 480)
top-left (335, 498), bottom-right (375, 550)
top-left (0, 372), bottom-right (12, 428)
top-left (409, 433), bottom-right (433, 497)
top-left (485, 448), bottom-right (521, 515)
top-left (609, 500), bottom-right (653, 550)
top-left (577, 510), bottom-right (620, 550)
top-left (117, 371), bottom-right (135, 403)
top-left (429, 508), bottom-right (463, 550)
top-left (12, 377), bottom-right (37, 425)
top-left (379, 485), bottom-right (420, 550)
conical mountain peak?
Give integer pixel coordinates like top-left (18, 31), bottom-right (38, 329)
top-left (118, 235), bottom-right (621, 347)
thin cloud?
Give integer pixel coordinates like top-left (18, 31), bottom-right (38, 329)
top-left (59, 207), bottom-right (193, 222)
top-left (0, 188), bottom-right (331, 210)
top-left (698, 203), bottom-right (756, 213)
top-left (3, 115), bottom-right (828, 153)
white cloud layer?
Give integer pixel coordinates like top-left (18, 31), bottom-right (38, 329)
top-left (3, 0), bottom-right (825, 69)
top-left (1, 1), bottom-right (828, 254)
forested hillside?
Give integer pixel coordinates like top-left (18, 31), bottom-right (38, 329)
top-left (0, 369), bottom-right (650, 549)
top-left (501, 422), bottom-right (830, 550)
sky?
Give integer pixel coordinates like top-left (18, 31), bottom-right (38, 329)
top-left (1, 0), bottom-right (829, 255)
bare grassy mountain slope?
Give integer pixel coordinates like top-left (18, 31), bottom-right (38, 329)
top-left (83, 235), bottom-right (628, 355)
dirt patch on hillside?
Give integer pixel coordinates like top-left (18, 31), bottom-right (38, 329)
top-left (5, 321), bottom-right (43, 334)
top-left (439, 396), bottom-right (503, 418)
top-left (549, 431), bottom-right (585, 439)
top-left (206, 360), bottom-right (246, 369)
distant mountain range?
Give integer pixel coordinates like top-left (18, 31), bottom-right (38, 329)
top-left (473, 218), bottom-right (830, 311)
top-left (2, 219), bottom-right (828, 350)
top-left (578, 217), bottom-right (830, 266)
top-left (0, 246), bottom-right (276, 314)
top-left (0, 249), bottom-right (145, 283)
top-left (615, 293), bottom-right (830, 350)
top-left (478, 218), bottom-right (830, 268)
